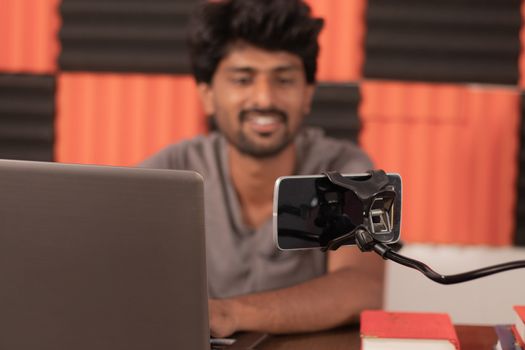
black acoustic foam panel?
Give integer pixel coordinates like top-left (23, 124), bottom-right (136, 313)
top-left (0, 74), bottom-right (56, 161)
top-left (308, 83), bottom-right (361, 142)
top-left (59, 0), bottom-right (196, 73)
top-left (364, 0), bottom-right (521, 85)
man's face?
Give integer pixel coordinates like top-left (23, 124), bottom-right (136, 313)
top-left (198, 42), bottom-right (315, 158)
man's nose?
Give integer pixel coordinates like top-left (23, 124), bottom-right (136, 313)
top-left (251, 77), bottom-right (274, 109)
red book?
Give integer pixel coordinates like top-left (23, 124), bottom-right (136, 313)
top-left (360, 310), bottom-right (460, 350)
top-left (514, 306), bottom-right (525, 347)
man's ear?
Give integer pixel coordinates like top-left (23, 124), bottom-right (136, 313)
top-left (197, 83), bottom-right (215, 115)
top-left (302, 84), bottom-right (316, 115)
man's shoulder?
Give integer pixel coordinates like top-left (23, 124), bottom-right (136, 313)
top-left (139, 132), bottom-right (223, 170)
top-left (299, 127), bottom-right (361, 150)
top-left (296, 127), bottom-right (373, 173)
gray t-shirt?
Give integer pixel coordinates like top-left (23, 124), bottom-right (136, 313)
top-left (140, 127), bottom-right (373, 298)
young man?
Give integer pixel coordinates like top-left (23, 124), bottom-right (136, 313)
top-left (140, 0), bottom-right (384, 338)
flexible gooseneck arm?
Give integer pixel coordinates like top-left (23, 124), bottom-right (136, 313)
top-left (321, 171), bottom-right (525, 285)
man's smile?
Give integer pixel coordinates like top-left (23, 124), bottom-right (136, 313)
top-left (245, 114), bottom-right (284, 134)
top-left (240, 109), bottom-right (288, 136)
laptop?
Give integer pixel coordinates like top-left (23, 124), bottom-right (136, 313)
top-left (0, 159), bottom-right (209, 350)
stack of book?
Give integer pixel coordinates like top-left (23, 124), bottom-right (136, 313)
top-left (494, 306), bottom-right (525, 350)
top-left (360, 310), bottom-right (460, 350)
top-left (360, 306), bottom-right (525, 350)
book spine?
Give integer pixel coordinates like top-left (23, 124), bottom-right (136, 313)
top-left (511, 326), bottom-right (525, 349)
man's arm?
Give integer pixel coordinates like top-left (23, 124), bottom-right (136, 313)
top-left (209, 248), bottom-right (385, 337)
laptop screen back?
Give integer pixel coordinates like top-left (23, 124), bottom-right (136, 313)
top-left (0, 159), bottom-right (209, 350)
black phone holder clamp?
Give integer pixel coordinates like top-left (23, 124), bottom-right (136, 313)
top-left (320, 170), bottom-right (525, 284)
top-left (320, 170), bottom-right (399, 252)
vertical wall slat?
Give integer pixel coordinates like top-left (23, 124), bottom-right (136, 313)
top-left (0, 0), bottom-right (60, 74)
top-left (360, 81), bottom-right (519, 245)
top-left (307, 0), bottom-right (367, 81)
top-left (56, 73), bottom-right (205, 166)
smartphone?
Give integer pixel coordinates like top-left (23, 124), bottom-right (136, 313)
top-left (273, 173), bottom-right (402, 250)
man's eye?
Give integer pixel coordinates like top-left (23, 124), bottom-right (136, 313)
top-left (231, 77), bottom-right (252, 85)
top-left (276, 77), bottom-right (295, 85)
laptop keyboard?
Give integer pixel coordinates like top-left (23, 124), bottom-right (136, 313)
top-left (210, 337), bottom-right (236, 349)
top-left (210, 333), bottom-right (268, 349)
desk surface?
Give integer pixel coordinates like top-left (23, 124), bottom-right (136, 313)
top-left (232, 324), bottom-right (497, 350)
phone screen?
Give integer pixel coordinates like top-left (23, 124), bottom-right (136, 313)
top-left (273, 173), bottom-right (402, 250)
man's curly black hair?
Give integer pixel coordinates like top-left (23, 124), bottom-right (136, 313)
top-left (188, 0), bottom-right (324, 84)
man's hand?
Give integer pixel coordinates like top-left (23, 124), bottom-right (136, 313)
top-left (207, 250), bottom-right (384, 336)
top-left (209, 298), bottom-right (239, 338)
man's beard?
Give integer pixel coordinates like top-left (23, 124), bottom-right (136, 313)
top-left (224, 108), bottom-right (295, 158)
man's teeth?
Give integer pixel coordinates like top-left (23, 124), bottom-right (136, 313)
top-left (250, 116), bottom-right (279, 126)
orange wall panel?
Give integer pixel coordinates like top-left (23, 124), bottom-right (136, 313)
top-left (307, 0), bottom-right (366, 81)
top-left (360, 81), bottom-right (520, 245)
top-left (0, 0), bottom-right (60, 73)
top-left (56, 73), bottom-right (206, 166)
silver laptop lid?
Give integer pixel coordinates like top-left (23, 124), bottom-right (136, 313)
top-left (0, 159), bottom-right (209, 350)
